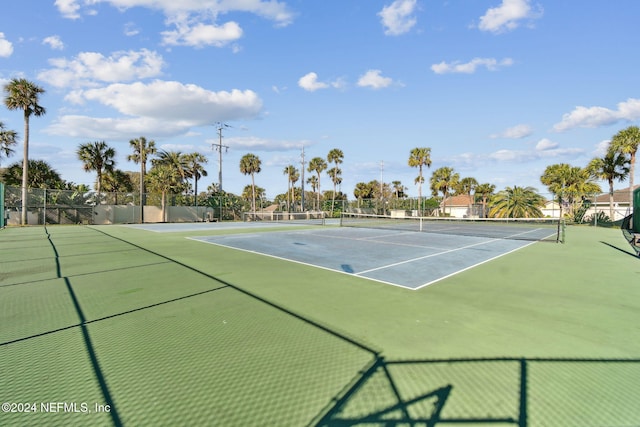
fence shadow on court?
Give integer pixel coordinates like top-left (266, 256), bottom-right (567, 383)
top-left (311, 356), bottom-right (640, 427)
top-left (600, 241), bottom-right (640, 259)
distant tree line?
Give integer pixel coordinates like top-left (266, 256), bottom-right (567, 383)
top-left (2, 79), bottom-right (639, 223)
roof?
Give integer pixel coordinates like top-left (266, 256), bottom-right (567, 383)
top-left (441, 195), bottom-right (474, 207)
top-left (592, 185), bottom-right (640, 204)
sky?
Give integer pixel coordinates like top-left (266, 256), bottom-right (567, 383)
top-left (1, 0), bottom-right (639, 199)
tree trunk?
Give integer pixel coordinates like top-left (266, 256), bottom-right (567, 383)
top-left (251, 174), bottom-right (256, 212)
top-left (418, 166), bottom-right (423, 216)
top-left (140, 158), bottom-right (146, 223)
top-left (161, 191), bottom-right (166, 222)
top-left (21, 113), bottom-right (29, 225)
top-left (609, 179), bottom-right (614, 220)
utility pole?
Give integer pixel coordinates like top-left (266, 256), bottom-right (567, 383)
top-left (300, 146), bottom-right (306, 212)
top-left (380, 161), bottom-right (385, 213)
top-left (213, 122), bottom-right (230, 191)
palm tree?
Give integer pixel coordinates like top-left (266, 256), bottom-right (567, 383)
top-left (283, 165), bottom-right (298, 212)
top-left (306, 175), bottom-right (319, 210)
top-left (102, 169), bottom-right (134, 204)
top-left (408, 147), bottom-right (432, 215)
top-left (609, 125), bottom-right (640, 208)
top-left (541, 163), bottom-right (601, 219)
top-left (242, 185), bottom-right (266, 210)
top-left (474, 183), bottom-right (496, 218)
top-left (354, 182), bottom-right (370, 209)
top-left (239, 153), bottom-right (261, 212)
top-left (541, 163), bottom-right (570, 218)
top-left (3, 78), bottom-right (46, 225)
top-left (430, 166), bottom-right (459, 216)
top-left (457, 176), bottom-right (478, 217)
top-left (184, 152), bottom-right (208, 204)
top-left (391, 181), bottom-right (406, 199)
top-left (327, 167), bottom-right (342, 213)
top-left (327, 148), bottom-right (344, 214)
top-left (586, 151), bottom-right (629, 219)
top-left (290, 167), bottom-right (300, 211)
top-left (127, 136), bottom-right (156, 223)
top-left (488, 186), bottom-right (545, 218)
top-left (153, 150), bottom-right (189, 182)
top-left (0, 121), bottom-right (18, 165)
top-left (77, 141), bottom-right (116, 201)
top-left (2, 159), bottom-right (64, 189)
top-left (146, 164), bottom-right (182, 222)
top-left (307, 157), bottom-right (328, 212)
top-left (565, 167), bottom-right (601, 219)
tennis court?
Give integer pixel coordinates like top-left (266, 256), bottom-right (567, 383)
top-left (190, 226), bottom-right (543, 290)
top-left (2, 222), bottom-right (640, 426)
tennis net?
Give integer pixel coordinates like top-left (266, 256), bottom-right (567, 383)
top-left (340, 212), bottom-right (565, 242)
top-left (242, 211), bottom-right (326, 225)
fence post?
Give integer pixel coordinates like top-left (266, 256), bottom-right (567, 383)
top-left (0, 182), bottom-right (4, 228)
top-left (43, 188), bottom-right (47, 226)
top-left (633, 187), bottom-right (640, 232)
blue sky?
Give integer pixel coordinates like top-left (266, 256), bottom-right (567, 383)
top-left (1, 0), bottom-right (639, 198)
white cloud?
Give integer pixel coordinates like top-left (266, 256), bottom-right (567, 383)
top-left (297, 72), bottom-right (346, 92)
top-left (593, 139), bottom-right (611, 157)
top-left (56, 0), bottom-right (294, 23)
top-left (225, 136), bottom-right (308, 152)
top-left (43, 35), bottom-right (65, 50)
top-left (478, 0), bottom-right (542, 33)
top-left (47, 81), bottom-right (262, 139)
top-left (357, 69), bottom-right (393, 89)
top-left (298, 72), bottom-right (327, 91)
top-left (487, 145), bottom-right (582, 162)
top-left (490, 124), bottom-right (533, 139)
top-left (161, 21), bottom-right (243, 47)
top-left (378, 0), bottom-right (418, 36)
top-left (124, 22), bottom-right (140, 36)
top-left (553, 98), bottom-right (640, 131)
top-left (535, 138), bottom-right (558, 151)
top-left (488, 149), bottom-right (527, 162)
top-left (431, 57), bottom-right (514, 74)
top-left (38, 49), bottom-right (165, 88)
top-left (77, 80), bottom-right (262, 122)
top-left (55, 0), bottom-right (294, 49)
top-left (55, 0), bottom-right (81, 19)
top-left (451, 139), bottom-right (583, 166)
top-left (0, 33), bottom-right (14, 57)
top-left (46, 115), bottom-right (188, 139)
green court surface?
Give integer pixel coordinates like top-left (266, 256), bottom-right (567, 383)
top-left (1, 223), bottom-right (639, 426)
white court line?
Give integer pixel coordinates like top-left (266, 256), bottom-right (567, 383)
top-left (356, 238), bottom-right (504, 275)
top-left (186, 236), bottom-right (416, 290)
top-left (301, 230), bottom-right (447, 250)
top-left (413, 240), bottom-right (537, 290)
top-left (188, 232), bottom-right (540, 291)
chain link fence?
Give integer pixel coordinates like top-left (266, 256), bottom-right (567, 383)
top-left (0, 184), bottom-right (633, 226)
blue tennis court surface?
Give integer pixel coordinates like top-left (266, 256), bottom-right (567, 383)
top-left (190, 226), bottom-right (540, 290)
